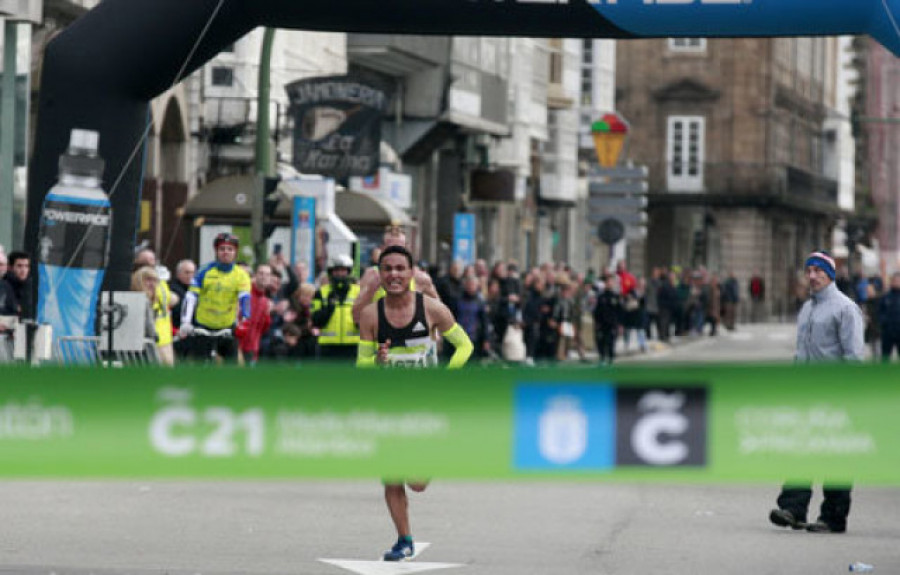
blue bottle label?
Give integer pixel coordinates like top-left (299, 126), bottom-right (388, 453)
top-left (36, 192), bottom-right (112, 340)
top-left (37, 264), bottom-right (105, 339)
top-left (38, 193), bottom-right (111, 269)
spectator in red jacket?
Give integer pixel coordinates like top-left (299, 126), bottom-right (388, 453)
top-left (616, 260), bottom-right (637, 297)
top-left (239, 264), bottom-right (274, 365)
top-left (749, 270), bottom-right (766, 323)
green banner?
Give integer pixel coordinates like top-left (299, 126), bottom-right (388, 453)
top-left (0, 363), bottom-right (897, 484)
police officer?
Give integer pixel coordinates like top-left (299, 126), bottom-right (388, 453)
top-left (312, 254), bottom-right (360, 361)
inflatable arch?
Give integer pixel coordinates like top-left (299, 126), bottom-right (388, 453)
top-left (25, 0), bottom-right (900, 304)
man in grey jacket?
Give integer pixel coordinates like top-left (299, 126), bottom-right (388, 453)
top-left (769, 250), bottom-right (864, 534)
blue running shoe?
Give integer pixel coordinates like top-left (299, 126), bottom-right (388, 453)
top-left (383, 537), bottom-right (414, 561)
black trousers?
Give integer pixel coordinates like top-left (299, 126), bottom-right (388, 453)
top-left (646, 312), bottom-right (659, 339)
top-left (319, 344), bottom-right (357, 362)
top-left (189, 332), bottom-right (237, 363)
top-left (657, 309), bottom-right (671, 341)
top-left (882, 332), bottom-right (900, 360)
top-left (595, 329), bottom-right (617, 363)
top-left (174, 336), bottom-right (191, 360)
top-left (776, 483), bottom-right (852, 529)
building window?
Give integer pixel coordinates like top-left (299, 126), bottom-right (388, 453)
top-left (549, 39), bottom-right (563, 85)
top-left (582, 39), bottom-right (593, 65)
top-left (667, 116), bottom-right (705, 192)
top-left (581, 68), bottom-right (593, 106)
top-left (668, 38), bottom-right (707, 53)
top-left (211, 66), bottom-right (234, 87)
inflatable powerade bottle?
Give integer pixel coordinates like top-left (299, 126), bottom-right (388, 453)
top-left (36, 129), bottom-right (111, 347)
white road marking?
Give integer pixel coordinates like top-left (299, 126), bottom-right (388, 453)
top-left (767, 332), bottom-right (792, 341)
top-left (319, 560), bottom-right (463, 575)
top-left (319, 542), bottom-right (464, 575)
top-left (727, 332), bottom-right (754, 341)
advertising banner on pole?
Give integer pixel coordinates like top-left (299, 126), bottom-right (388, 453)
top-left (290, 196), bottom-right (315, 284)
top-left (452, 213), bottom-right (475, 267)
top-left (0, 363), bottom-right (898, 484)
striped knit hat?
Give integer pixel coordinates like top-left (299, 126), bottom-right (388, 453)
top-left (805, 250), bottom-right (836, 280)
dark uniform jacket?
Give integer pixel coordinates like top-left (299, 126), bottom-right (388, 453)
top-left (593, 289), bottom-right (624, 331)
top-left (879, 288), bottom-right (900, 336)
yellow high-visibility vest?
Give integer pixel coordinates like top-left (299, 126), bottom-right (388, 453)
top-left (314, 283), bottom-right (361, 346)
top-left (154, 281), bottom-right (173, 347)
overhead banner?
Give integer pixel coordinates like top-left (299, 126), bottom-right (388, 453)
top-left (286, 75), bottom-right (391, 180)
top-left (0, 363), bottom-right (897, 485)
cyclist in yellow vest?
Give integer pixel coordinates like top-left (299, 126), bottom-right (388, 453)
top-left (312, 254), bottom-right (360, 361)
top-left (179, 233), bottom-right (251, 363)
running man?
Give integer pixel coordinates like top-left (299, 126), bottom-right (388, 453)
top-left (352, 224), bottom-right (438, 325)
top-left (356, 245), bottom-right (473, 561)
top-left (179, 233), bottom-right (251, 362)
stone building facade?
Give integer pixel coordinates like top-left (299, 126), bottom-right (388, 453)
top-left (616, 37), bottom-right (853, 319)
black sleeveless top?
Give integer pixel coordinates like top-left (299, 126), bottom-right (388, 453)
top-left (377, 292), bottom-right (431, 347)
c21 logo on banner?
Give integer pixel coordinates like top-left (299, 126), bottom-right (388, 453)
top-left (615, 387), bottom-right (707, 466)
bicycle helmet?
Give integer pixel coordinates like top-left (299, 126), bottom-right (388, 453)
top-left (214, 232), bottom-right (240, 249)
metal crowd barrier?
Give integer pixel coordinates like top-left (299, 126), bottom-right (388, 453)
top-left (55, 336), bottom-right (160, 366)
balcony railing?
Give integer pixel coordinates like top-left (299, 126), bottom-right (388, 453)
top-left (641, 161), bottom-right (839, 207)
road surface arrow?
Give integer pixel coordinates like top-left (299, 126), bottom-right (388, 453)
top-left (319, 542), bottom-right (464, 575)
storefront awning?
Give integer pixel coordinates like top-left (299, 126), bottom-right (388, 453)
top-left (182, 175), bottom-right (257, 219)
top-left (334, 190), bottom-right (411, 227)
top-left (183, 175), bottom-right (411, 228)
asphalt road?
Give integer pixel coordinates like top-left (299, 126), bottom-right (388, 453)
top-left (1, 325), bottom-right (891, 575)
top-left (618, 322), bottom-right (801, 364)
top-left (1, 481), bottom-right (897, 574)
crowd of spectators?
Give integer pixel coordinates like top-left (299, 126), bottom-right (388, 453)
top-left (4, 238), bottom-right (900, 365)
top-left (124, 243), bottom-right (900, 366)
top-left (124, 244), bottom-right (799, 366)
top-left (831, 268), bottom-right (900, 361)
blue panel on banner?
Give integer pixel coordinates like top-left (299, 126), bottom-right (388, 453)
top-left (514, 384), bottom-right (616, 471)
